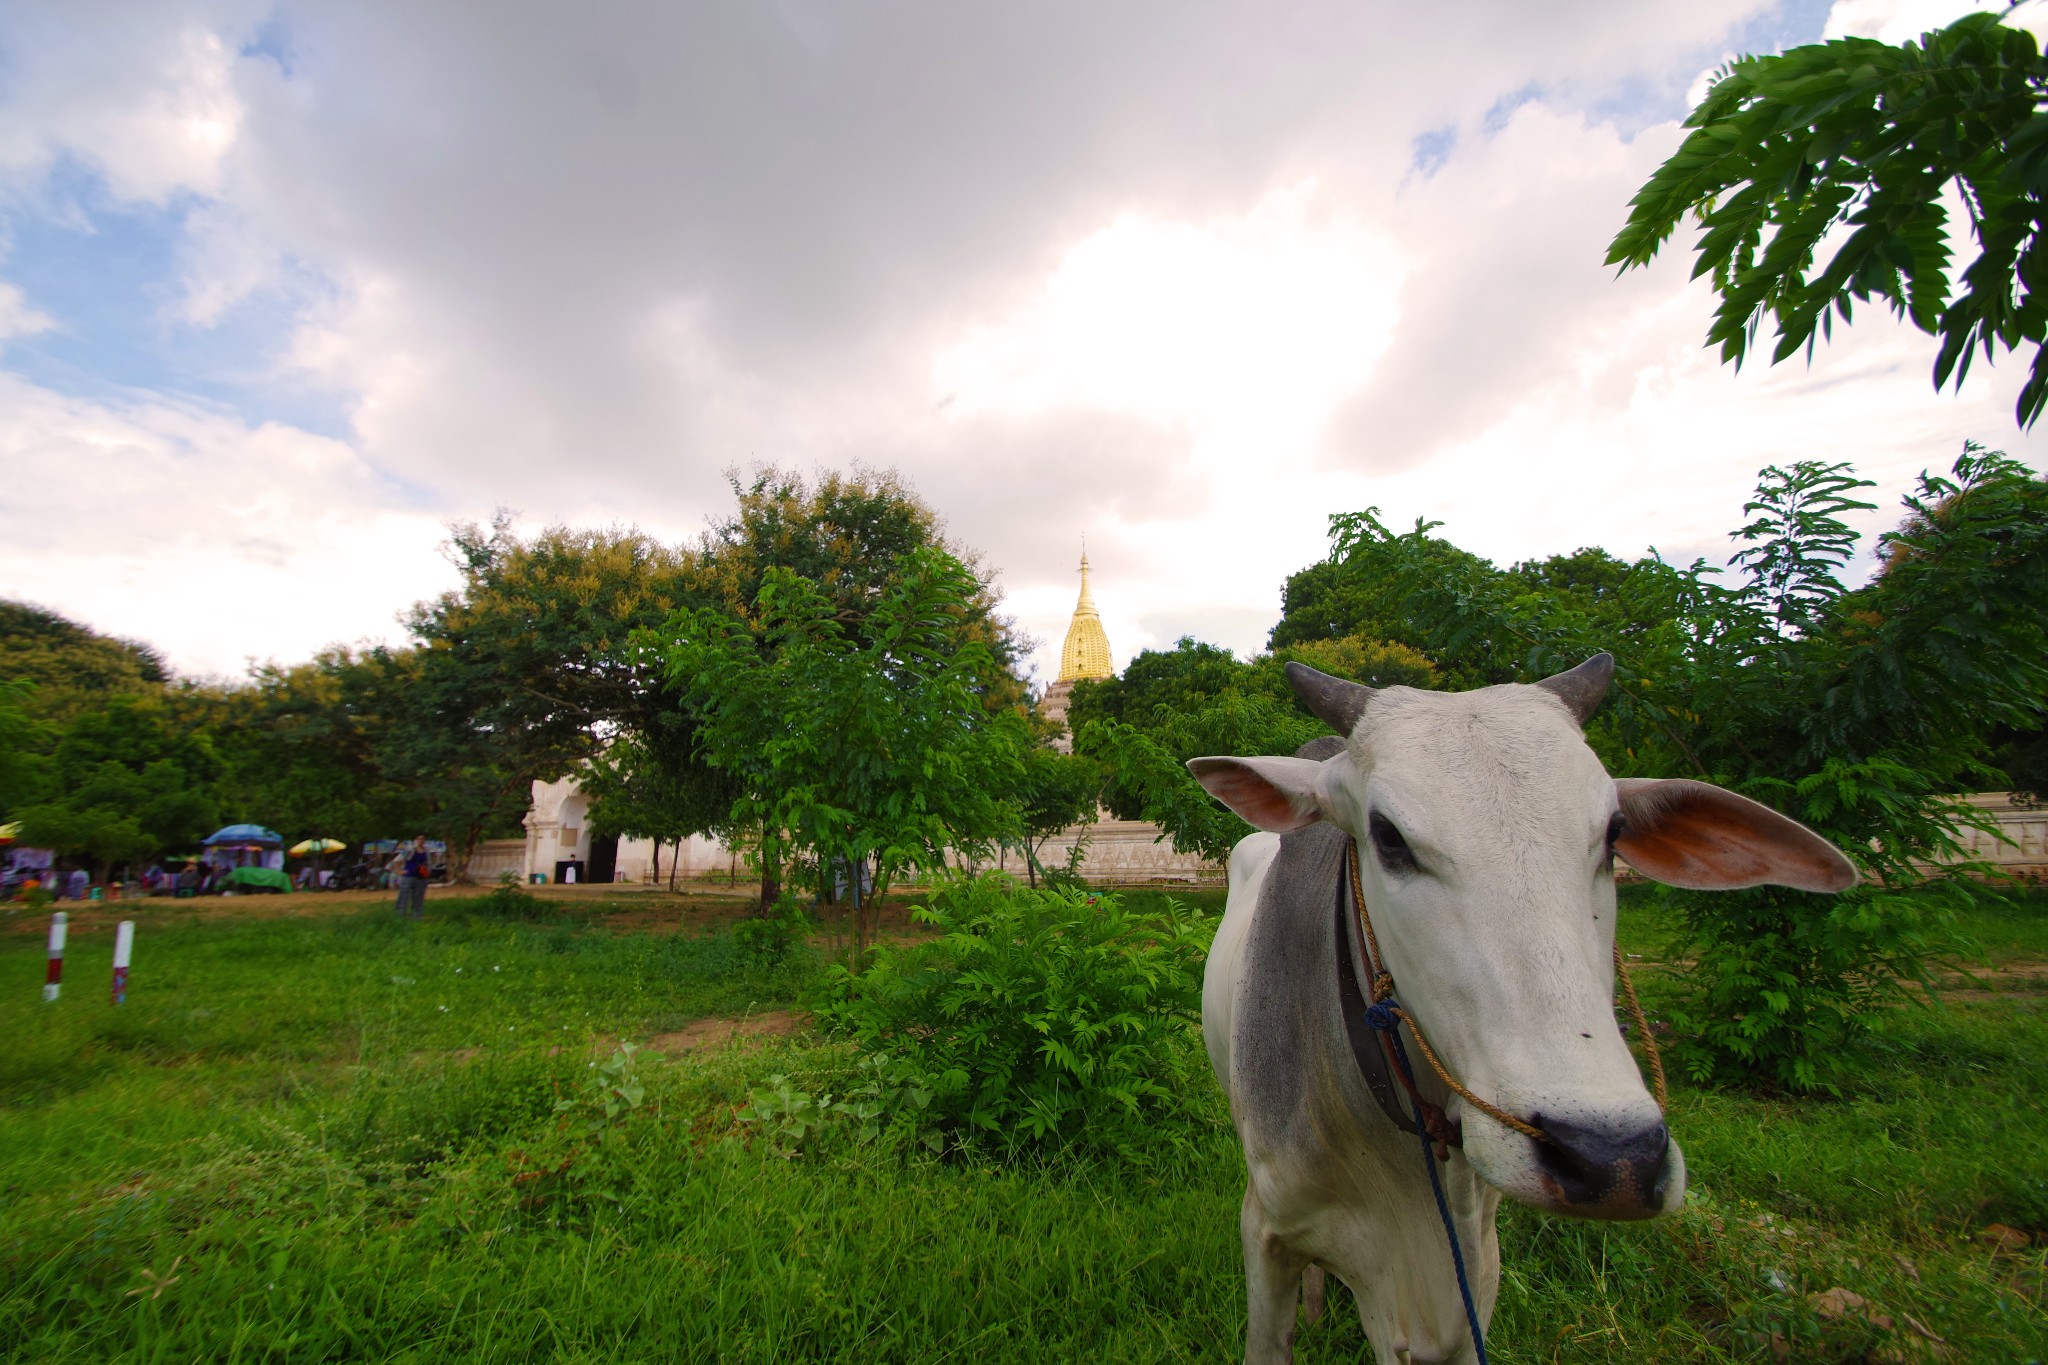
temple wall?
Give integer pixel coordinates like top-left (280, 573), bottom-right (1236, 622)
top-left (1034, 818), bottom-right (1222, 885)
top-left (468, 839), bottom-right (527, 882)
top-left (507, 778), bottom-right (2041, 890)
top-left (509, 775), bottom-right (1222, 886)
top-left (1931, 792), bottom-right (2047, 882)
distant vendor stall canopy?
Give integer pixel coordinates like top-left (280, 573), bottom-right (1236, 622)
top-left (204, 824), bottom-right (283, 847)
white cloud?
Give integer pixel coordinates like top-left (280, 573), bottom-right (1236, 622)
top-left (1823, 0), bottom-right (2004, 42)
top-left (0, 280), bottom-right (53, 340)
top-left (0, 4), bottom-right (255, 203)
top-left (933, 183), bottom-right (1404, 443)
top-left (0, 372), bottom-right (452, 677)
top-left (0, 0), bottom-right (2040, 687)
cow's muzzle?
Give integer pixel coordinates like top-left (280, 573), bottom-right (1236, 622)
top-left (1532, 1114), bottom-right (1672, 1219)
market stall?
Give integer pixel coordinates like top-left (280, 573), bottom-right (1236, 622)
top-left (201, 824), bottom-right (285, 886)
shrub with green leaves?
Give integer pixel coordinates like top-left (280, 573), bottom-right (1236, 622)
top-left (1270, 445), bottom-right (2047, 1091)
top-left (814, 874), bottom-right (1212, 1158)
top-left (730, 892), bottom-right (813, 966)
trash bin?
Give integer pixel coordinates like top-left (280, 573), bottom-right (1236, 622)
top-left (529, 872), bottom-right (547, 885)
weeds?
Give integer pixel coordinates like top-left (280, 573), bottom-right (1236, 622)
top-left (0, 889), bottom-right (2039, 1362)
top-left (814, 874), bottom-right (1213, 1159)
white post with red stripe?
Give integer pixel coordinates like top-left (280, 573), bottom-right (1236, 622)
top-left (43, 912), bottom-right (66, 1003)
top-left (111, 920), bottom-right (134, 1005)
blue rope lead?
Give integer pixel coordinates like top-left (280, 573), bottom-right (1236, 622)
top-left (1364, 999), bottom-right (1488, 1365)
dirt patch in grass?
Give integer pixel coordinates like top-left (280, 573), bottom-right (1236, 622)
top-left (645, 1010), bottom-right (805, 1055)
top-left (1914, 960), bottom-right (2048, 1001)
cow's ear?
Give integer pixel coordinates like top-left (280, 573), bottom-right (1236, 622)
top-left (1187, 756), bottom-right (1327, 833)
top-left (1614, 779), bottom-right (1857, 893)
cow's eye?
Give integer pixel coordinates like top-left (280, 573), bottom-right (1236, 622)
top-left (1604, 812), bottom-right (1626, 864)
top-left (1369, 811), bottom-right (1418, 875)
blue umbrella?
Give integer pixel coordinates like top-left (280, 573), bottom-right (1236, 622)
top-left (203, 824), bottom-right (283, 846)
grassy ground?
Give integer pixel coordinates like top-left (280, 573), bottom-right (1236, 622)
top-left (0, 887), bottom-right (2040, 1363)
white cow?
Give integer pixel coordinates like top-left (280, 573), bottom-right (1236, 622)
top-left (1190, 656), bottom-right (1854, 1365)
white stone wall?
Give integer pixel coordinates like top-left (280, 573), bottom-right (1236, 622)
top-left (1937, 792), bottom-right (2048, 881)
top-left (514, 773), bottom-right (1222, 887)
top-left (609, 833), bottom-right (748, 887)
top-left (1033, 818), bottom-right (1222, 885)
top-left (468, 839), bottom-right (527, 882)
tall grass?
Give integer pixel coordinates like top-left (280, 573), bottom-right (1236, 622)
top-left (0, 890), bottom-right (2040, 1362)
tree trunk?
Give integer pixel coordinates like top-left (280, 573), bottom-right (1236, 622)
top-left (757, 831), bottom-right (781, 916)
top-left (651, 838), bottom-right (662, 887)
top-left (668, 838), bottom-right (681, 892)
top-left (850, 858), bottom-right (866, 965)
top-left (452, 825), bottom-right (482, 884)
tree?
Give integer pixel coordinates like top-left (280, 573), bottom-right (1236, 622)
top-left (14, 694), bottom-right (222, 878)
top-left (1267, 636), bottom-right (1438, 692)
top-left (580, 733), bottom-right (738, 889)
top-left (699, 466), bottom-right (1028, 710)
top-left (1071, 634), bottom-right (1433, 862)
top-left (1080, 692), bottom-right (1326, 863)
top-left (662, 547), bottom-right (1030, 961)
top-left (677, 467), bottom-right (1031, 906)
top-left (1609, 12), bottom-right (2048, 427)
top-left (1068, 637), bottom-right (1246, 732)
top-left (408, 518), bottom-right (710, 758)
top-left (398, 519), bottom-right (725, 877)
top-left (0, 680), bottom-right (52, 818)
top-left (199, 650), bottom-right (429, 846)
top-left (367, 645), bottom-right (534, 879)
top-left (0, 600), bottom-right (167, 724)
top-left (1011, 747), bottom-right (1100, 888)
top-left (1307, 445), bottom-right (2048, 1089)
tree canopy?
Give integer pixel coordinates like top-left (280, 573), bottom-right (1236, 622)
top-left (1071, 633), bottom-right (1435, 862)
top-left (1610, 11), bottom-right (2048, 427)
top-left (0, 600), bottom-right (168, 725)
top-left (661, 546), bottom-right (1029, 956)
top-left (1306, 446), bottom-right (2047, 1088)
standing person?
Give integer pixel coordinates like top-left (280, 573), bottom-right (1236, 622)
top-left (395, 835), bottom-right (431, 920)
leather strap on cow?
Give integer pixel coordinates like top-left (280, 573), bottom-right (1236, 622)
top-left (1345, 839), bottom-right (1549, 1154)
top-left (1334, 865), bottom-right (1422, 1138)
top-left (1341, 839), bottom-right (1671, 1153)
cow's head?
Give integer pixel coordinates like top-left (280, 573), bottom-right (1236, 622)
top-left (1187, 656), bottom-right (1854, 1221)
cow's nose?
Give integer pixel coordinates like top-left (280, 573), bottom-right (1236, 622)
top-left (1533, 1115), bottom-right (1670, 1213)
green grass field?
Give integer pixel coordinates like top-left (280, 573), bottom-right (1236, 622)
top-left (0, 887), bottom-right (2041, 1363)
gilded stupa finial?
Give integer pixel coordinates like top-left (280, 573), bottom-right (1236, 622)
top-left (1058, 541), bottom-right (1113, 682)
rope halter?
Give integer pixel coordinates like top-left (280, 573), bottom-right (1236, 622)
top-left (1344, 837), bottom-right (1668, 1160)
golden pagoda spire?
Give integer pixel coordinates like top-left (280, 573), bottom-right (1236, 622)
top-left (1057, 544), bottom-right (1113, 682)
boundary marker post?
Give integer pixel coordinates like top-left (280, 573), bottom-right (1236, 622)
top-left (43, 912), bottom-right (67, 1003)
top-left (112, 920), bottom-right (134, 1005)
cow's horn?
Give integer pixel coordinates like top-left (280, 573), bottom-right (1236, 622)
top-left (1534, 653), bottom-right (1614, 725)
top-left (1285, 662), bottom-right (1374, 737)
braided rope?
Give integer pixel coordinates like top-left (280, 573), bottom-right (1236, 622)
top-left (1612, 939), bottom-right (1668, 1110)
top-left (1345, 841), bottom-right (1668, 1143)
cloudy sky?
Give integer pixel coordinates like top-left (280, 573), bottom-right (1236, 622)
top-left (2, 0), bottom-right (2042, 686)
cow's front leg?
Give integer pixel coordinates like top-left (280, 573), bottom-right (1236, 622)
top-left (1240, 1184), bottom-right (1311, 1365)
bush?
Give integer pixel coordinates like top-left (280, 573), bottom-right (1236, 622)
top-left (469, 876), bottom-right (557, 922)
top-left (1279, 448), bottom-right (2048, 1091)
top-left (813, 873), bottom-right (1212, 1159)
top-left (731, 892), bottom-right (811, 965)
